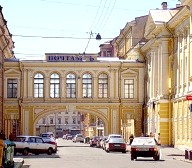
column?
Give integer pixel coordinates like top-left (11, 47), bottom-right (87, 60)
top-left (45, 75), bottom-right (49, 99)
top-left (93, 75), bottom-right (98, 99)
top-left (160, 39), bottom-right (169, 98)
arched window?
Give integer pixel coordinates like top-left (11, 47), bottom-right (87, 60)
top-left (98, 73), bottom-right (108, 98)
top-left (66, 73), bottom-right (76, 98)
top-left (34, 73), bottom-right (44, 98)
top-left (82, 73), bottom-right (92, 98)
top-left (50, 73), bottom-right (60, 98)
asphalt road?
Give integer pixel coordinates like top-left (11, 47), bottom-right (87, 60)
top-left (19, 138), bottom-right (191, 168)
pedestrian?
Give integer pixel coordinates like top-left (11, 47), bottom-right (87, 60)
top-left (9, 132), bottom-right (15, 141)
top-left (0, 130), bottom-right (5, 140)
top-left (129, 134), bottom-right (134, 145)
top-left (149, 132), bottom-right (154, 137)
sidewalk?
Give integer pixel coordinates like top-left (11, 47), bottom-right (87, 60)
top-left (161, 147), bottom-right (192, 164)
top-left (127, 145), bottom-right (192, 163)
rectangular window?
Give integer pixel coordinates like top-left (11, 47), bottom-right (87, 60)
top-left (7, 79), bottom-right (18, 98)
top-left (124, 79), bottom-right (134, 98)
top-left (42, 118), bottom-right (46, 124)
top-left (65, 118), bottom-right (69, 124)
top-left (58, 118), bottom-right (61, 124)
top-left (72, 117), bottom-right (76, 124)
top-left (50, 118), bottom-right (53, 124)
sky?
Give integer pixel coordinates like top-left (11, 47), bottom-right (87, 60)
top-left (1, 0), bottom-right (180, 60)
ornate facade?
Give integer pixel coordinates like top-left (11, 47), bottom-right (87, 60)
top-left (3, 54), bottom-right (145, 142)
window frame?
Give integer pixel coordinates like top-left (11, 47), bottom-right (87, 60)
top-left (98, 73), bottom-right (108, 98)
top-left (124, 79), bottom-right (134, 99)
top-left (7, 79), bottom-right (18, 98)
top-left (50, 73), bottom-right (60, 98)
top-left (34, 73), bottom-right (44, 98)
top-left (82, 73), bottom-right (92, 98)
top-left (66, 73), bottom-right (76, 98)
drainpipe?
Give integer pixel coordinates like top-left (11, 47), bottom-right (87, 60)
top-left (18, 62), bottom-right (24, 135)
top-left (118, 62), bottom-right (123, 135)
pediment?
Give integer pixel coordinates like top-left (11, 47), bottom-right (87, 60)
top-left (4, 69), bottom-right (20, 75)
top-left (144, 13), bottom-right (155, 38)
top-left (121, 69), bottom-right (138, 75)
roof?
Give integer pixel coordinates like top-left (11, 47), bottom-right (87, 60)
top-left (149, 9), bottom-right (178, 24)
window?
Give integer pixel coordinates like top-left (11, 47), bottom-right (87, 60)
top-left (82, 73), bottom-right (92, 98)
top-left (98, 73), bottom-right (108, 98)
top-left (50, 73), bottom-right (60, 98)
top-left (34, 73), bottom-right (44, 98)
top-left (42, 118), bottom-right (46, 124)
top-left (36, 138), bottom-right (43, 143)
top-left (72, 117), bottom-right (76, 124)
top-left (50, 118), bottom-right (53, 124)
top-left (66, 73), bottom-right (76, 98)
top-left (7, 79), bottom-right (17, 98)
top-left (58, 118), bottom-right (61, 124)
top-left (65, 118), bottom-right (69, 124)
top-left (124, 79), bottom-right (134, 98)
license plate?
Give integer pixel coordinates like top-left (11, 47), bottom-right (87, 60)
top-left (138, 148), bottom-right (149, 151)
top-left (114, 144), bottom-right (120, 146)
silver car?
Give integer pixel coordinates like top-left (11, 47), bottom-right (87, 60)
top-left (130, 137), bottom-right (161, 161)
top-left (72, 134), bottom-right (84, 143)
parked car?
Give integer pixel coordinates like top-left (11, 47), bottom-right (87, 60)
top-left (13, 135), bottom-right (57, 156)
top-left (42, 136), bottom-right (58, 151)
top-left (89, 136), bottom-right (100, 147)
top-left (100, 136), bottom-right (108, 149)
top-left (72, 134), bottom-right (84, 143)
top-left (40, 132), bottom-right (55, 138)
top-left (105, 137), bottom-right (127, 153)
top-left (63, 134), bottom-right (73, 140)
top-left (130, 137), bottom-right (161, 161)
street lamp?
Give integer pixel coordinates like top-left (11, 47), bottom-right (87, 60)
top-left (96, 33), bottom-right (101, 40)
top-left (84, 31), bottom-right (102, 53)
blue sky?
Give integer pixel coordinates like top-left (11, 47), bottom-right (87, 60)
top-left (1, 0), bottom-right (179, 60)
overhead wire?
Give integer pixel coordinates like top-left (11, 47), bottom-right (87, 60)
top-left (96, 0), bottom-right (117, 33)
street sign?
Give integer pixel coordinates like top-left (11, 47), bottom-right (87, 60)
top-left (186, 95), bottom-right (192, 100)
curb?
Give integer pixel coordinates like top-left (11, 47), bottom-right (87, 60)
top-left (173, 157), bottom-right (192, 164)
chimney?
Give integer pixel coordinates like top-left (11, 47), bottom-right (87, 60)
top-left (161, 2), bottom-right (167, 10)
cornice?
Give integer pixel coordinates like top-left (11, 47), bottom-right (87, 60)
top-left (168, 6), bottom-right (190, 28)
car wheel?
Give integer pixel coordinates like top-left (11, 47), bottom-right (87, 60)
top-left (122, 150), bottom-right (126, 153)
top-left (105, 148), bottom-right (110, 153)
top-left (154, 154), bottom-right (160, 161)
top-left (47, 148), bottom-right (53, 155)
top-left (23, 148), bottom-right (29, 156)
top-left (131, 155), bottom-right (136, 160)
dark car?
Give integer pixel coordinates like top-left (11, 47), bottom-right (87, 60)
top-left (90, 136), bottom-right (100, 147)
top-left (105, 137), bottom-right (127, 153)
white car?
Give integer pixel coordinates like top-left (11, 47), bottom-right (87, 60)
top-left (130, 137), bottom-right (161, 161)
top-left (72, 134), bottom-right (84, 143)
top-left (14, 135), bottom-right (57, 155)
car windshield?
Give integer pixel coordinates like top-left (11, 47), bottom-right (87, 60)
top-left (132, 137), bottom-right (155, 145)
top-left (109, 138), bottom-right (125, 143)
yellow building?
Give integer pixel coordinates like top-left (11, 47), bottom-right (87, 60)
top-left (141, 1), bottom-right (192, 148)
top-left (0, 6), bottom-right (14, 132)
top-left (3, 53), bottom-right (145, 142)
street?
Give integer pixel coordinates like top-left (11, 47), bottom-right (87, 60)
top-left (18, 138), bottom-right (191, 168)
